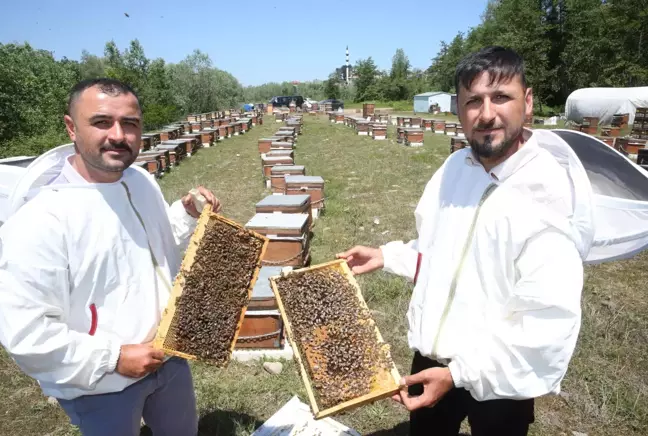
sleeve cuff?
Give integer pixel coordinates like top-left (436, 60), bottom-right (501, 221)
top-left (106, 340), bottom-right (122, 373)
top-left (448, 360), bottom-right (466, 389)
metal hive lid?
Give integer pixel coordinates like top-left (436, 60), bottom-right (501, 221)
top-left (245, 213), bottom-right (308, 230)
top-left (284, 175), bottom-right (324, 184)
top-left (270, 165), bottom-right (304, 174)
top-left (256, 194), bottom-right (310, 207)
top-left (251, 266), bottom-right (283, 299)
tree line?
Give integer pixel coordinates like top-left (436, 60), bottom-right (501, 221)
top-left (0, 40), bottom-right (244, 158)
top-left (247, 0), bottom-right (647, 115)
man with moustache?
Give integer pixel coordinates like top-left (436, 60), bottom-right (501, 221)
top-left (0, 78), bottom-right (221, 435)
top-left (337, 47), bottom-right (595, 436)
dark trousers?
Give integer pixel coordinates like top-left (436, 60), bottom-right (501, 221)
top-left (408, 352), bottom-right (534, 436)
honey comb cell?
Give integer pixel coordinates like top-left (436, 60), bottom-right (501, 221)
top-left (272, 263), bottom-right (396, 413)
top-left (155, 211), bottom-right (267, 366)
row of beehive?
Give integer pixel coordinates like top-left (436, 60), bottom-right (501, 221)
top-left (134, 110), bottom-right (263, 178)
top-left (231, 114), bottom-right (327, 350)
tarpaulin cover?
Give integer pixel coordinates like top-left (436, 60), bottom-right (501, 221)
top-left (565, 86), bottom-right (648, 125)
top-left (536, 129), bottom-right (648, 264)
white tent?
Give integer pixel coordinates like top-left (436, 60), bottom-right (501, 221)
top-left (535, 129), bottom-right (648, 264)
top-left (565, 86), bottom-right (648, 125)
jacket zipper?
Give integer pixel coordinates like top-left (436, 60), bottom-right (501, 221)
top-left (121, 182), bottom-right (173, 293)
top-left (431, 183), bottom-right (498, 355)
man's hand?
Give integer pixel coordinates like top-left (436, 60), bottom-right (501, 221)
top-left (115, 343), bottom-right (165, 378)
top-left (391, 367), bottom-right (455, 411)
top-left (336, 245), bottom-right (384, 275)
top-left (181, 186), bottom-right (222, 218)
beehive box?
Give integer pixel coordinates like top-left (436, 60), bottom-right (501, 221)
top-left (269, 259), bottom-right (401, 419)
top-left (270, 165), bottom-right (306, 193)
top-left (434, 120), bottom-right (446, 134)
top-left (155, 143), bottom-right (185, 165)
top-left (139, 150), bottom-right (170, 172)
top-left (179, 135), bottom-right (201, 155)
top-left (410, 117), bottom-right (422, 128)
top-left (266, 149), bottom-right (295, 160)
top-left (245, 213), bottom-right (310, 267)
top-left (199, 131), bottom-right (214, 147)
top-left (422, 119), bottom-right (433, 131)
top-left (134, 156), bottom-right (160, 177)
top-left (140, 136), bottom-right (153, 151)
top-left (153, 209), bottom-right (269, 366)
top-left (239, 266), bottom-right (281, 311)
top-left (144, 132), bottom-right (161, 146)
top-left (262, 156), bottom-right (295, 178)
top-left (271, 141), bottom-right (294, 152)
top-left (450, 137), bottom-right (470, 154)
top-left (372, 125), bottom-right (387, 140)
top-left (256, 194), bottom-right (312, 229)
top-left (405, 129), bottom-right (424, 147)
top-left (334, 114), bottom-right (344, 124)
top-left (445, 123), bottom-right (457, 136)
top-left (285, 175), bottom-right (325, 212)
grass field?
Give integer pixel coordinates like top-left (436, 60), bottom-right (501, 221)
top-left (0, 114), bottom-right (646, 435)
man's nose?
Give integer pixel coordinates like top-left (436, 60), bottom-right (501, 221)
top-left (108, 121), bottom-right (125, 143)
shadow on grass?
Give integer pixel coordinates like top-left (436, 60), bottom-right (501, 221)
top-left (140, 409), bottom-right (264, 436)
top-left (364, 421), bottom-right (470, 436)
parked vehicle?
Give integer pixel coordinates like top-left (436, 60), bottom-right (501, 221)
top-left (319, 99), bottom-right (344, 110)
top-left (269, 96), bottom-right (304, 108)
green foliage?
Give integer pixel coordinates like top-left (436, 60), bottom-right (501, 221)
top-left (427, 0), bottom-right (648, 109)
top-left (0, 40), bottom-right (245, 158)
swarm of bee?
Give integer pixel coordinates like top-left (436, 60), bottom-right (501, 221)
top-left (168, 219), bottom-right (264, 365)
top-left (275, 268), bottom-right (391, 409)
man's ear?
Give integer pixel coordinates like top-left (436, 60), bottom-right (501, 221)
top-left (524, 87), bottom-right (534, 119)
top-left (64, 115), bottom-right (76, 142)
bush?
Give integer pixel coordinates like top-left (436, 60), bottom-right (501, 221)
top-left (0, 130), bottom-right (70, 159)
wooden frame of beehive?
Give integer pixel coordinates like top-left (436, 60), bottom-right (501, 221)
top-left (153, 208), bottom-right (269, 366)
top-left (269, 259), bottom-right (401, 419)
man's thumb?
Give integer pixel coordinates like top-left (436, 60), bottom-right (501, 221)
top-left (400, 372), bottom-right (426, 387)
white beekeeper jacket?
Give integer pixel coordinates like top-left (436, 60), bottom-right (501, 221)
top-left (381, 129), bottom-right (595, 402)
top-left (0, 144), bottom-right (197, 400)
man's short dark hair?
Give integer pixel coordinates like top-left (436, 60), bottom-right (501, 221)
top-left (66, 78), bottom-right (141, 116)
top-left (454, 46), bottom-right (527, 95)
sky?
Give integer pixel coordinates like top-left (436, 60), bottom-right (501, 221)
top-left (0, 0), bottom-right (488, 87)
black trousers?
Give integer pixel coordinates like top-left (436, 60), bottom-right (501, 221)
top-left (408, 352), bottom-right (535, 436)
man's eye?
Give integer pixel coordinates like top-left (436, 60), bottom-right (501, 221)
top-left (94, 120), bottom-right (110, 126)
top-left (494, 95), bottom-right (510, 102)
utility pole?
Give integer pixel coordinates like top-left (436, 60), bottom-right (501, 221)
top-left (346, 45), bottom-right (350, 85)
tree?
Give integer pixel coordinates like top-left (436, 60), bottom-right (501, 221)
top-left (353, 57), bottom-right (380, 102)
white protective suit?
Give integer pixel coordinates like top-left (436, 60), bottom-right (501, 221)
top-left (381, 129), bottom-right (595, 401)
top-left (0, 144), bottom-right (197, 400)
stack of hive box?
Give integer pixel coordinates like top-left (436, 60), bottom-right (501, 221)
top-left (631, 108), bottom-right (648, 139)
top-left (239, 115), bottom-right (326, 351)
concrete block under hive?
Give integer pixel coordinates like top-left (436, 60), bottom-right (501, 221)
top-left (153, 210), bottom-right (268, 366)
top-left (245, 213), bottom-right (310, 268)
top-left (256, 194), bottom-right (312, 229)
top-left (372, 125), bottom-right (387, 140)
top-left (269, 260), bottom-right (401, 418)
top-left (434, 120), bottom-right (446, 134)
top-left (422, 119), bottom-right (433, 131)
top-left (445, 123), bottom-right (457, 136)
top-left (285, 175), bottom-right (325, 215)
top-left (356, 122), bottom-right (370, 136)
top-left (405, 129), bottom-right (424, 147)
top-left (269, 165), bottom-right (306, 193)
top-left (262, 155), bottom-right (295, 178)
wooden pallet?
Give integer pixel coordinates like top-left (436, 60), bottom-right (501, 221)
top-left (153, 206), bottom-right (269, 366)
top-left (269, 259), bottom-right (401, 419)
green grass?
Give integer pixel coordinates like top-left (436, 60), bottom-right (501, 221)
top-left (0, 114), bottom-right (646, 435)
